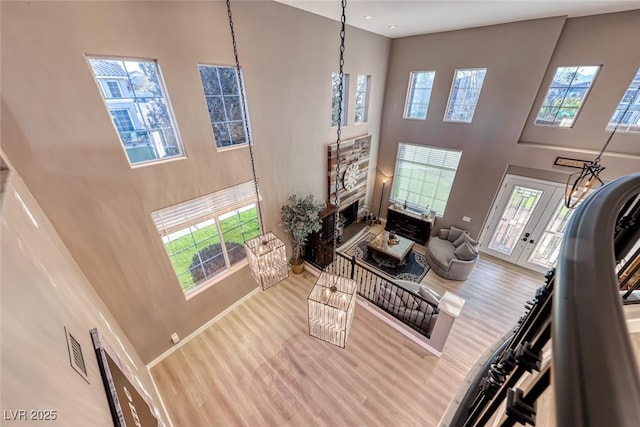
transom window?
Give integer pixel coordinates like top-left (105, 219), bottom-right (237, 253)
top-left (606, 68), bottom-right (640, 133)
top-left (390, 143), bottom-right (462, 216)
top-left (88, 57), bottom-right (184, 166)
top-left (198, 65), bottom-right (249, 148)
top-left (535, 65), bottom-right (600, 127)
top-left (444, 68), bottom-right (487, 123)
top-left (355, 74), bottom-right (370, 123)
top-left (331, 73), bottom-right (350, 127)
top-left (404, 71), bottom-right (435, 120)
top-left (152, 181), bottom-right (261, 296)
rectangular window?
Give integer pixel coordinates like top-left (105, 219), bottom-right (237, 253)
top-left (390, 143), bottom-right (462, 216)
top-left (331, 73), bottom-right (350, 127)
top-left (198, 65), bottom-right (249, 149)
top-left (151, 181), bottom-right (261, 296)
top-left (606, 68), bottom-right (640, 133)
top-left (535, 65), bottom-right (600, 127)
top-left (110, 109), bottom-right (135, 133)
top-left (444, 68), bottom-right (487, 123)
top-left (404, 71), bottom-right (435, 119)
top-left (354, 74), bottom-right (370, 123)
top-left (105, 80), bottom-right (123, 98)
top-left (88, 57), bottom-right (183, 166)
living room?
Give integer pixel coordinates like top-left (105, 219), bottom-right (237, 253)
top-left (2, 1), bottom-right (639, 426)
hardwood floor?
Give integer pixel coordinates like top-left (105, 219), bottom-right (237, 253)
top-left (151, 233), bottom-right (546, 427)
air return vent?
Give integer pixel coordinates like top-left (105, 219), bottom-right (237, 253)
top-left (65, 327), bottom-right (89, 383)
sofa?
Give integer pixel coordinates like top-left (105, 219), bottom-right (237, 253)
top-left (425, 226), bottom-right (479, 281)
top-left (375, 281), bottom-right (441, 336)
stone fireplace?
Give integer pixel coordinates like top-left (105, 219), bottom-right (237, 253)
top-left (327, 134), bottom-right (371, 222)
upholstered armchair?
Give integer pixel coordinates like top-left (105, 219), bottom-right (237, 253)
top-left (425, 226), bottom-right (479, 281)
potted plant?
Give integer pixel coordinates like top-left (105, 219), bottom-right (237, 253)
top-left (280, 194), bottom-right (323, 274)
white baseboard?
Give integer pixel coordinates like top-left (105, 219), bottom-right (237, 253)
top-left (147, 287), bottom-right (261, 369)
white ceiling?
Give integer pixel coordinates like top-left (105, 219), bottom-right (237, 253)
top-left (274, 0), bottom-right (640, 38)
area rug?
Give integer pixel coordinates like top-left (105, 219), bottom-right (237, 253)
top-left (340, 232), bottom-right (430, 283)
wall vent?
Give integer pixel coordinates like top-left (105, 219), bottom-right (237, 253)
top-left (65, 327), bottom-right (89, 383)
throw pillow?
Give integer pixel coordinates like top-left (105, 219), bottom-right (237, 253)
top-left (454, 241), bottom-right (478, 261)
top-left (419, 286), bottom-right (441, 306)
top-left (448, 226), bottom-right (466, 243)
top-left (453, 232), bottom-right (477, 248)
top-left (438, 229), bottom-right (450, 240)
top-left (379, 286), bottom-right (403, 310)
top-left (400, 291), bottom-right (420, 310)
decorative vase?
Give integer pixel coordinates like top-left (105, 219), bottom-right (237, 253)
top-left (291, 261), bottom-right (305, 274)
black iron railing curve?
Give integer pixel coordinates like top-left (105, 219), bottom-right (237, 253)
top-left (447, 172), bottom-right (640, 426)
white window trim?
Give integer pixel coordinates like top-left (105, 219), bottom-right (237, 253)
top-left (403, 71), bottom-right (435, 120)
top-left (443, 68), bottom-right (487, 124)
top-left (151, 181), bottom-right (262, 297)
top-left (354, 74), bottom-right (370, 124)
top-left (534, 65), bottom-right (601, 129)
top-left (198, 63), bottom-right (252, 151)
top-left (86, 55), bottom-right (186, 168)
top-left (105, 80), bottom-right (123, 98)
top-left (390, 142), bottom-right (462, 217)
top-left (110, 108), bottom-right (135, 133)
top-left (605, 68), bottom-right (640, 133)
top-left (331, 73), bottom-right (350, 127)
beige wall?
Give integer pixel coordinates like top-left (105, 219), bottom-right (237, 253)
top-left (0, 158), bottom-right (170, 426)
top-left (378, 11), bottom-right (640, 239)
top-left (1, 1), bottom-right (390, 362)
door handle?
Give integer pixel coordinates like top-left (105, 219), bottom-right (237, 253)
top-left (521, 232), bottom-right (530, 242)
top-left (529, 239), bottom-right (535, 244)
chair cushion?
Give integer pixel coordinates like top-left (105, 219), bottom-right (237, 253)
top-left (438, 229), bottom-right (450, 240)
top-left (453, 232), bottom-right (477, 248)
top-left (428, 238), bottom-right (456, 270)
top-left (454, 241), bottom-right (478, 261)
top-left (448, 226), bottom-right (466, 243)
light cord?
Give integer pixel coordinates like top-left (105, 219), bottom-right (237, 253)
top-left (331, 0), bottom-right (347, 272)
top-left (226, 0), bottom-right (265, 233)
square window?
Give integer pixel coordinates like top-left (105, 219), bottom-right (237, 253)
top-left (390, 144), bottom-right (462, 217)
top-left (535, 65), bottom-right (600, 127)
top-left (198, 65), bottom-right (250, 149)
top-left (444, 68), bottom-right (487, 123)
top-left (88, 57), bottom-right (184, 165)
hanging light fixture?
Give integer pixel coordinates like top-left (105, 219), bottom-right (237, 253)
top-left (226, 0), bottom-right (288, 290)
top-left (307, 0), bottom-right (357, 348)
top-left (564, 84), bottom-right (640, 208)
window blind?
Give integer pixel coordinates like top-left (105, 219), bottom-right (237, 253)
top-left (151, 180), bottom-right (259, 235)
top-left (391, 144), bottom-right (462, 216)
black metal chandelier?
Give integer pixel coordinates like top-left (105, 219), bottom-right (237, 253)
top-left (225, 0), bottom-right (289, 290)
top-left (307, 0), bottom-right (358, 348)
top-left (564, 85), bottom-right (640, 209)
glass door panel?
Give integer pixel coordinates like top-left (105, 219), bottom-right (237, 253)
top-left (487, 186), bottom-right (544, 256)
top-left (527, 199), bottom-right (574, 269)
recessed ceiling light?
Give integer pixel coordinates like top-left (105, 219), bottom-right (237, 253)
top-left (388, 25), bottom-right (398, 29)
top-left (364, 15), bottom-right (372, 20)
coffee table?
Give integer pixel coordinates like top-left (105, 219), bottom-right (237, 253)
top-left (367, 231), bottom-right (415, 267)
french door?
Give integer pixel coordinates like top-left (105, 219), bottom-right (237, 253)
top-left (480, 175), bottom-right (578, 274)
